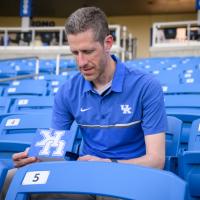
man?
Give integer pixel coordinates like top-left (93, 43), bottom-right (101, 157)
top-left (51, 6), bottom-right (166, 168)
top-left (14, 5), bottom-right (167, 170)
top-left (3, 6), bottom-right (167, 200)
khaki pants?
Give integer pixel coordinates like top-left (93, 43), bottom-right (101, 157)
top-left (0, 168), bottom-right (121, 200)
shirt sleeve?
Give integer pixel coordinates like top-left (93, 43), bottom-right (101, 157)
top-left (141, 77), bottom-right (167, 135)
top-left (51, 83), bottom-right (74, 130)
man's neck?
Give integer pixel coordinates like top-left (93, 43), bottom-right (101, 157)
top-left (93, 56), bottom-right (116, 90)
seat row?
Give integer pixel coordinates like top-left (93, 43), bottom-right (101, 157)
top-left (125, 56), bottom-right (200, 71)
top-left (125, 57), bottom-right (200, 85)
top-left (0, 79), bottom-right (64, 97)
top-left (1, 91), bottom-right (199, 151)
top-left (3, 161), bottom-right (186, 200)
top-left (0, 112), bottom-right (199, 199)
top-left (0, 96), bottom-right (54, 117)
top-left (0, 73), bottom-right (79, 97)
top-left (0, 58), bottom-right (77, 78)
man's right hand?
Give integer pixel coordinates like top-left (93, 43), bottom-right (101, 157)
top-left (12, 148), bottom-right (39, 168)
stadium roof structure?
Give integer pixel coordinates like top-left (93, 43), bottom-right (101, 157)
top-left (0, 0), bottom-right (196, 18)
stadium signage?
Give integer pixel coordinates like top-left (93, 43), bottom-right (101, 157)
top-left (20, 0), bottom-right (32, 17)
top-left (196, 0), bottom-right (200, 10)
top-left (31, 20), bottom-right (56, 27)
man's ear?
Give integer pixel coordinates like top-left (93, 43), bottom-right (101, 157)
top-left (104, 35), bottom-right (113, 52)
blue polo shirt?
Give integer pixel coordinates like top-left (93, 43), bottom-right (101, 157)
top-left (52, 55), bottom-right (167, 159)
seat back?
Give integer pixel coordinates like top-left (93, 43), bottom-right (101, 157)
top-left (165, 94), bottom-right (200, 120)
top-left (0, 161), bottom-right (9, 192)
top-left (5, 161), bottom-right (186, 200)
top-left (154, 70), bottom-right (180, 85)
top-left (166, 116), bottom-right (182, 156)
top-left (188, 118), bottom-right (200, 151)
top-left (0, 87), bottom-right (3, 96)
top-left (0, 113), bottom-right (52, 161)
top-left (10, 96), bottom-right (54, 113)
top-left (165, 94), bottom-right (200, 151)
top-left (179, 119), bottom-right (200, 198)
top-left (164, 116), bottom-right (182, 173)
top-left (0, 97), bottom-right (12, 114)
top-left (163, 83), bottom-right (200, 95)
top-left (4, 80), bottom-right (47, 97)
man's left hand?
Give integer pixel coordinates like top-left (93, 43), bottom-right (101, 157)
top-left (78, 155), bottom-right (111, 162)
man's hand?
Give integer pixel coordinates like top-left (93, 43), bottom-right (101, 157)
top-left (12, 148), bottom-right (39, 168)
top-left (78, 155), bottom-right (111, 162)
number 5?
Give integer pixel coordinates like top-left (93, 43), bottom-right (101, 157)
top-left (33, 173), bottom-right (40, 182)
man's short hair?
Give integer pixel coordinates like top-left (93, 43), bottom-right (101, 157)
top-left (65, 7), bottom-right (110, 44)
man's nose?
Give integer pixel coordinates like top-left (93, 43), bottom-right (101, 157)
top-left (77, 53), bottom-right (88, 67)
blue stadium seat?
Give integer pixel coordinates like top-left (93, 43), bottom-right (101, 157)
top-left (10, 96), bottom-right (54, 113)
top-left (165, 116), bottom-right (182, 173)
top-left (0, 161), bottom-right (10, 193)
top-left (0, 71), bottom-right (16, 79)
top-left (0, 97), bottom-right (12, 114)
top-left (0, 119), bottom-right (79, 196)
top-left (179, 57), bottom-right (199, 71)
top-left (0, 113), bottom-right (52, 190)
top-left (37, 74), bottom-right (66, 82)
top-left (0, 114), bottom-right (80, 162)
top-left (179, 118), bottom-right (200, 199)
top-left (60, 58), bottom-right (77, 69)
top-left (4, 80), bottom-right (48, 97)
top-left (187, 119), bottom-right (200, 152)
top-left (0, 58), bottom-right (36, 76)
top-left (0, 87), bottom-right (3, 96)
top-left (14, 62), bottom-right (36, 76)
top-left (37, 74), bottom-right (66, 95)
top-left (162, 83), bottom-right (200, 95)
top-left (165, 94), bottom-right (200, 151)
top-left (61, 70), bottom-right (79, 78)
top-left (49, 86), bottom-right (60, 95)
top-left (0, 113), bottom-right (52, 163)
top-left (0, 62), bottom-right (16, 79)
top-left (165, 95), bottom-right (200, 121)
top-left (180, 72), bottom-right (200, 84)
top-left (9, 79), bottom-right (47, 88)
top-left (5, 161), bottom-right (186, 200)
top-left (154, 70), bottom-right (180, 85)
top-left (49, 79), bottom-right (65, 88)
top-left (39, 59), bottom-right (56, 74)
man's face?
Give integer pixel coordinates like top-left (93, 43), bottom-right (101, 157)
top-left (67, 29), bottom-right (108, 83)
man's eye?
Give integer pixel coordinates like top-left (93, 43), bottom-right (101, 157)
top-left (84, 50), bottom-right (93, 54)
top-left (72, 51), bottom-right (78, 55)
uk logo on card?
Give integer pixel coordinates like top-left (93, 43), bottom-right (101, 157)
top-left (29, 129), bottom-right (71, 161)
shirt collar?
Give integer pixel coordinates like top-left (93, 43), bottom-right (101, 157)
top-left (83, 55), bottom-right (126, 93)
top-left (110, 55), bottom-right (125, 93)
top-left (83, 78), bottom-right (93, 93)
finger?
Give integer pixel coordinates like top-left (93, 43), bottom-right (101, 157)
top-left (14, 157), bottom-right (37, 168)
top-left (25, 147), bottom-right (30, 153)
top-left (78, 155), bottom-right (93, 161)
top-left (12, 151), bottom-right (28, 161)
top-left (87, 158), bottom-right (101, 161)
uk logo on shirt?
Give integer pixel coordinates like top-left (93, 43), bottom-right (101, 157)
top-left (120, 104), bottom-right (132, 114)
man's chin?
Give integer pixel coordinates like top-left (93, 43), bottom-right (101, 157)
top-left (82, 74), bottom-right (95, 81)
